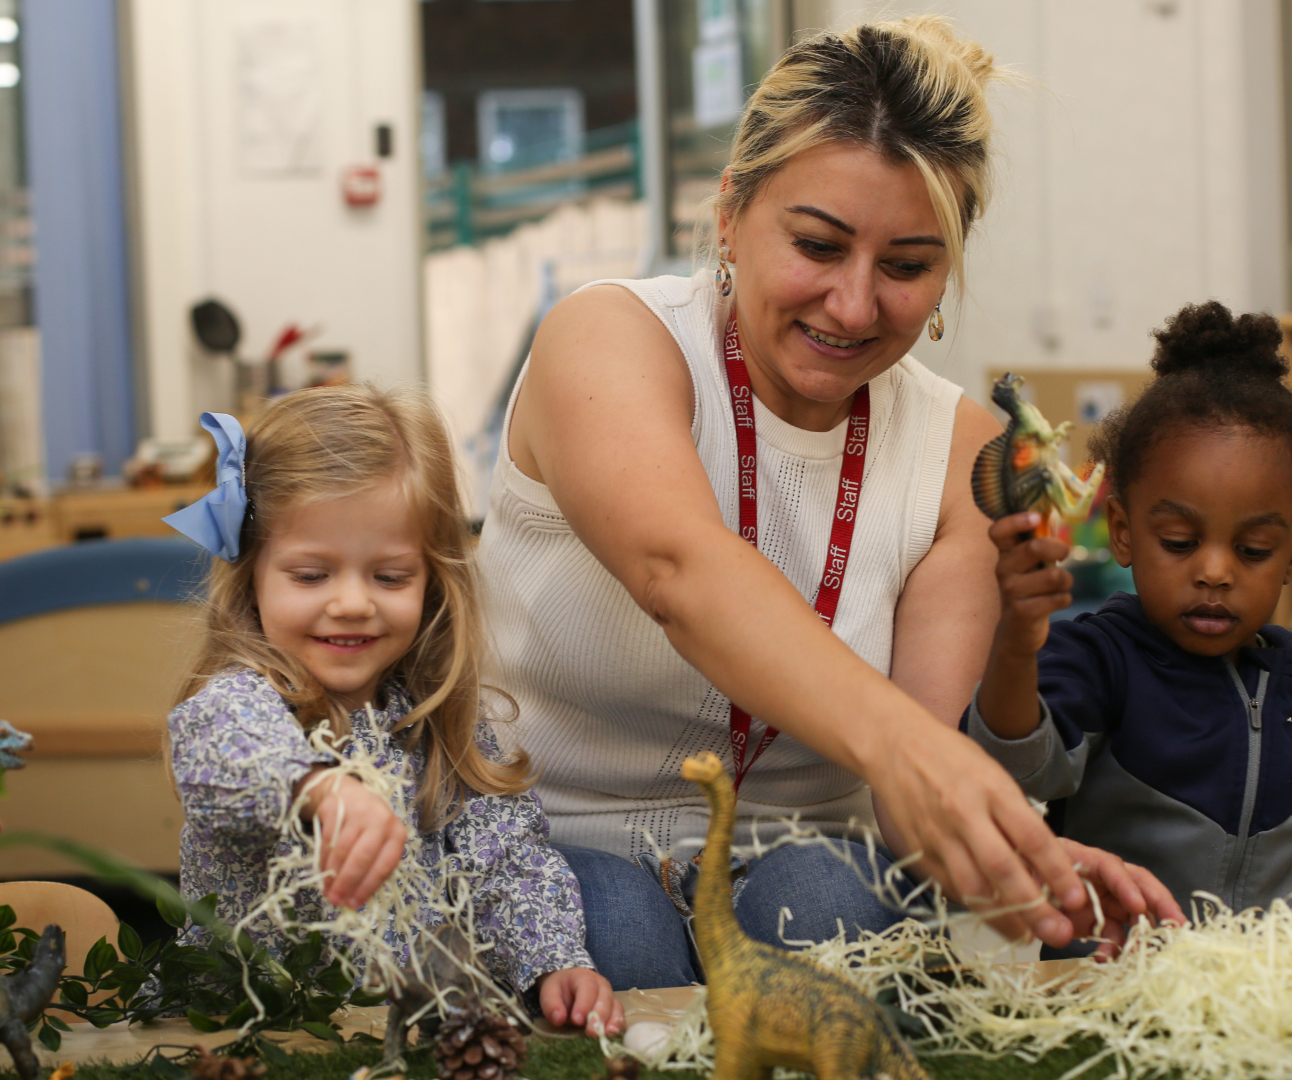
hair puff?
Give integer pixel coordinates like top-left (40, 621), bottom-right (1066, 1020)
top-left (1151, 300), bottom-right (1286, 381)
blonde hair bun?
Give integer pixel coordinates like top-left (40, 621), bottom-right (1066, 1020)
top-left (719, 15), bottom-right (1009, 288)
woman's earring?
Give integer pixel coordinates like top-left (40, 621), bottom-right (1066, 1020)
top-left (928, 302), bottom-right (945, 342)
top-left (716, 241), bottom-right (733, 298)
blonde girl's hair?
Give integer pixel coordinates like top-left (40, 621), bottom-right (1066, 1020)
top-left (717, 15), bottom-right (1007, 289)
top-left (176, 383), bottom-right (529, 826)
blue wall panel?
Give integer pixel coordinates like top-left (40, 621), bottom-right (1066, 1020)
top-left (23, 0), bottom-right (135, 482)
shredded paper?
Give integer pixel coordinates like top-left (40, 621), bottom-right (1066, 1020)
top-left (236, 720), bottom-right (1292, 1080)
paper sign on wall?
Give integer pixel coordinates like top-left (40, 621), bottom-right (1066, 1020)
top-left (237, 18), bottom-right (324, 175)
top-left (1075, 381), bottom-right (1124, 425)
top-left (693, 36), bottom-right (743, 130)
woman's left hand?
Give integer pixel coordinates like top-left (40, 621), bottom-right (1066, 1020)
top-left (1056, 838), bottom-right (1187, 958)
top-left (536, 967), bottom-right (623, 1036)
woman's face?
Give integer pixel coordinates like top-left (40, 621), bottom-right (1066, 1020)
top-left (721, 141), bottom-right (951, 429)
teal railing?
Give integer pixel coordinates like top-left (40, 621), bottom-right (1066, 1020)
top-left (424, 120), bottom-right (641, 252)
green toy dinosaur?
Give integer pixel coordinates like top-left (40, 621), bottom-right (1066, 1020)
top-left (972, 373), bottom-right (1105, 535)
top-left (680, 752), bottom-right (929, 1080)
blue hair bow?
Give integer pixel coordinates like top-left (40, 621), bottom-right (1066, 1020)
top-left (163, 413), bottom-right (249, 561)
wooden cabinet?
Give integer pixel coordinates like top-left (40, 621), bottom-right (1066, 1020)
top-left (52, 484), bottom-right (212, 543)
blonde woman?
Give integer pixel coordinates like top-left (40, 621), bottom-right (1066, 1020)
top-left (480, 18), bottom-right (1181, 987)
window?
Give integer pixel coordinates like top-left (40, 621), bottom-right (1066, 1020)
top-left (476, 89), bottom-right (583, 173)
top-left (420, 90), bottom-right (446, 178)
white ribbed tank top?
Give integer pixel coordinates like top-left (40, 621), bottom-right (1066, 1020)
top-left (478, 274), bottom-right (962, 858)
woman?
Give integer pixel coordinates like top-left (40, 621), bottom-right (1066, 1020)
top-left (478, 16), bottom-right (1181, 988)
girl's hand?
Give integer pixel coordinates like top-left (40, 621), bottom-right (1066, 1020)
top-left (536, 967), bottom-right (623, 1037)
top-left (990, 512), bottom-right (1073, 658)
top-left (1056, 838), bottom-right (1187, 959)
top-left (294, 767), bottom-right (407, 909)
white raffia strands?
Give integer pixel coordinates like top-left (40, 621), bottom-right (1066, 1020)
top-left (230, 710), bottom-right (521, 1038)
top-left (608, 821), bottom-right (1292, 1080)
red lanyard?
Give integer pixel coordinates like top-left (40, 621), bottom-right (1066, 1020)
top-left (723, 314), bottom-right (872, 793)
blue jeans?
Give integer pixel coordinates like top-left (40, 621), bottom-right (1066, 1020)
top-left (554, 840), bottom-right (913, 991)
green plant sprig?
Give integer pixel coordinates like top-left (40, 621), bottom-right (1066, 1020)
top-left (0, 832), bottom-right (389, 1068)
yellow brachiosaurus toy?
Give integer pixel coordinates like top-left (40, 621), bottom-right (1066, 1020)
top-left (680, 752), bottom-right (929, 1080)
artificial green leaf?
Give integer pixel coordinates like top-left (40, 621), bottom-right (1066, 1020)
top-left (0, 832), bottom-right (187, 915)
top-left (256, 1037), bottom-right (291, 1065)
top-left (157, 891), bottom-right (188, 929)
top-left (0, 929), bottom-right (15, 954)
top-left (0, 903), bottom-right (14, 930)
top-left (177, 951), bottom-right (222, 973)
top-left (348, 988), bottom-right (389, 1008)
top-left (84, 936), bottom-right (118, 982)
top-left (45, 1014), bottom-right (72, 1032)
top-left (37, 1021), bottom-right (61, 1051)
top-left (117, 921), bottom-right (143, 960)
top-left (59, 981), bottom-right (89, 1008)
top-left (300, 1020), bottom-right (344, 1044)
top-left (146, 1054), bottom-right (192, 1080)
top-left (316, 966), bottom-right (353, 994)
top-left (285, 933), bottom-right (323, 976)
top-left (190, 893), bottom-right (219, 928)
top-left (186, 1009), bottom-right (222, 1033)
top-left (225, 998), bottom-right (256, 1027)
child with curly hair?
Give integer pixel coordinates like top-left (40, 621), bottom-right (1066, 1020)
top-left (967, 300), bottom-right (1292, 930)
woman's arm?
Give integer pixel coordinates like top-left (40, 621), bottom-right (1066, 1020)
top-left (879, 396), bottom-right (1000, 856)
top-left (509, 287), bottom-right (1087, 944)
top-left (890, 396), bottom-right (1002, 727)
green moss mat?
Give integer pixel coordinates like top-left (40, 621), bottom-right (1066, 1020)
top-left (0, 1033), bottom-right (1120, 1080)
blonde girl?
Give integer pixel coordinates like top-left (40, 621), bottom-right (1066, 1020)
top-left (165, 383), bottom-right (621, 1035)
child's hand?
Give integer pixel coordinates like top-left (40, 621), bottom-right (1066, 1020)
top-left (1053, 838), bottom-right (1187, 959)
top-left (990, 511), bottom-right (1074, 658)
top-left (536, 967), bottom-right (623, 1037)
top-left (294, 767), bottom-right (407, 909)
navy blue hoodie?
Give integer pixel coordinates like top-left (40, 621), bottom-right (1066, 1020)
top-left (962, 592), bottom-right (1292, 913)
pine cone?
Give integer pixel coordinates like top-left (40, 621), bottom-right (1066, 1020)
top-left (188, 1046), bottom-right (267, 1080)
top-left (604, 1055), bottom-right (640, 1080)
top-left (431, 994), bottom-right (527, 1080)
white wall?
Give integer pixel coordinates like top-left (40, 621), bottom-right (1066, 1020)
top-left (125, 0), bottom-right (423, 441)
top-left (425, 197), bottom-right (647, 518)
top-left (813, 0), bottom-right (1287, 406)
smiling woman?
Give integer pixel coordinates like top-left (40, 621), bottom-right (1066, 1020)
top-left (473, 15), bottom-right (1175, 992)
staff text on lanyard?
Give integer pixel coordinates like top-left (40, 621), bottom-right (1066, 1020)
top-left (722, 314), bottom-right (872, 793)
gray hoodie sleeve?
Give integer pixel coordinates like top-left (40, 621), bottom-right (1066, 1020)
top-left (965, 685), bottom-right (1094, 802)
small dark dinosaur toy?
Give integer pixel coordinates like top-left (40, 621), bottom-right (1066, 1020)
top-left (382, 921), bottom-right (475, 1067)
top-left (680, 752), bottom-right (929, 1080)
top-left (0, 925), bottom-right (66, 1080)
top-left (971, 372), bottom-right (1104, 535)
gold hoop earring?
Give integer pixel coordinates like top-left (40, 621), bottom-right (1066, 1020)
top-left (928, 303), bottom-right (945, 342)
top-left (716, 241), bottom-right (733, 298)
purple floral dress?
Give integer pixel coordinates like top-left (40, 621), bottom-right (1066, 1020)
top-left (168, 667), bottom-right (593, 993)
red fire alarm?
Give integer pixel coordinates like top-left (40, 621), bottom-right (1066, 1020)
top-left (341, 165), bottom-right (381, 207)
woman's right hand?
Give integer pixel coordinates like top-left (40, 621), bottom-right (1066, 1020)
top-left (868, 721), bottom-right (1089, 946)
top-left (294, 767), bottom-right (408, 909)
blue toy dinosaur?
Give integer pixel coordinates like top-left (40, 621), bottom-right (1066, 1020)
top-left (0, 721), bottom-right (31, 794)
